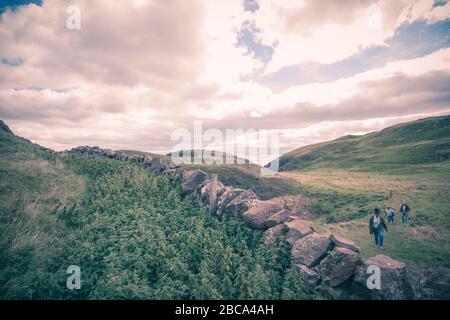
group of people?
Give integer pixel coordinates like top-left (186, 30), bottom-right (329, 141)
top-left (368, 202), bottom-right (411, 249)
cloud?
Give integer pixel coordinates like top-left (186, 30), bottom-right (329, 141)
top-left (275, 0), bottom-right (376, 35)
top-left (255, 18), bottom-right (450, 90)
top-left (0, 0), bottom-right (206, 89)
top-left (204, 71), bottom-right (450, 131)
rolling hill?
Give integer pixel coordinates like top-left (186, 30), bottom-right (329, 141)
top-left (268, 115), bottom-right (450, 173)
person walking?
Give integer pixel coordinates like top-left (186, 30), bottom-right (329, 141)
top-left (385, 206), bottom-right (395, 223)
top-left (400, 201), bottom-right (410, 223)
top-left (369, 208), bottom-right (388, 249)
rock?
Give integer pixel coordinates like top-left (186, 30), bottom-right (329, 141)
top-left (0, 120), bottom-right (14, 135)
top-left (217, 188), bottom-right (248, 215)
top-left (330, 234), bottom-right (361, 253)
top-left (318, 247), bottom-right (362, 287)
top-left (352, 254), bottom-right (414, 300)
top-left (317, 286), bottom-right (352, 300)
top-left (297, 264), bottom-right (320, 287)
top-left (264, 209), bottom-right (293, 228)
top-left (146, 156), bottom-right (174, 173)
top-left (242, 200), bottom-right (284, 230)
top-left (284, 219), bottom-right (315, 245)
top-left (262, 224), bottom-right (288, 246)
top-left (165, 166), bottom-right (188, 179)
top-left (415, 266), bottom-right (450, 299)
top-left (219, 188), bottom-right (258, 217)
top-left (181, 170), bottom-right (209, 195)
top-left (291, 233), bottom-right (334, 268)
top-left (199, 180), bottom-right (226, 206)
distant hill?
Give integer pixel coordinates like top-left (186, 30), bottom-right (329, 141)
top-left (267, 115), bottom-right (450, 172)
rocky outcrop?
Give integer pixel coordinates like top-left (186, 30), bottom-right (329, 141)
top-left (264, 209), bottom-right (293, 228)
top-left (291, 233), bottom-right (334, 268)
top-left (284, 219), bottom-right (315, 245)
top-left (262, 224), bottom-right (288, 246)
top-left (330, 234), bottom-right (361, 253)
top-left (218, 188), bottom-right (258, 217)
top-left (318, 247), bottom-right (362, 287)
top-left (242, 201), bottom-right (284, 230)
top-left (0, 120), bottom-right (14, 135)
top-left (181, 169), bottom-right (209, 195)
top-left (352, 254), bottom-right (414, 300)
top-left (297, 264), bottom-right (320, 287)
top-left (415, 266), bottom-right (450, 299)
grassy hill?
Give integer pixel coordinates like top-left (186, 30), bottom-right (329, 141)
top-left (270, 115), bottom-right (450, 173)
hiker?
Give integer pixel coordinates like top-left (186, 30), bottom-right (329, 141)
top-left (385, 206), bottom-right (395, 223)
top-left (400, 202), bottom-right (410, 223)
top-left (369, 208), bottom-right (388, 249)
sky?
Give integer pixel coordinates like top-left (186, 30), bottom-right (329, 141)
top-left (0, 0), bottom-right (449, 164)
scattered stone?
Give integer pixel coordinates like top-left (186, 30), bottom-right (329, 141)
top-left (318, 247), bottom-right (362, 287)
top-left (291, 233), bottom-right (334, 268)
top-left (330, 234), bottom-right (361, 253)
top-left (242, 200), bottom-right (284, 230)
top-left (352, 254), bottom-right (414, 300)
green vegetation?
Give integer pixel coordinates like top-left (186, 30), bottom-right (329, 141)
top-left (0, 125), bottom-right (314, 299)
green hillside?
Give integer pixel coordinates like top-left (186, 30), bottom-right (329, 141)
top-left (271, 115), bottom-right (450, 173)
top-left (0, 121), bottom-right (310, 300)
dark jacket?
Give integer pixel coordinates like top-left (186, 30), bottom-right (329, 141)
top-left (369, 215), bottom-right (388, 234)
top-left (400, 203), bottom-right (410, 213)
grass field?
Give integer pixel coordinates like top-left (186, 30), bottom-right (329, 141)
top-left (276, 164), bottom-right (450, 268)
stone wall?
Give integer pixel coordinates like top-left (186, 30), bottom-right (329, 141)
top-left (68, 146), bottom-right (450, 300)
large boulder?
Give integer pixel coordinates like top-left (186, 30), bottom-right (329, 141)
top-left (330, 234), bottom-right (360, 253)
top-left (318, 247), bottom-right (362, 287)
top-left (297, 264), bottom-right (320, 287)
top-left (264, 209), bottom-right (293, 228)
top-left (262, 224), bottom-right (288, 246)
top-left (217, 187), bottom-right (243, 213)
top-left (291, 233), bottom-right (334, 268)
top-left (285, 219), bottom-right (315, 246)
top-left (181, 170), bottom-right (209, 195)
top-left (220, 189), bottom-right (258, 217)
top-left (242, 201), bottom-right (284, 230)
top-left (415, 266), bottom-right (450, 299)
top-left (352, 254), bottom-right (414, 300)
